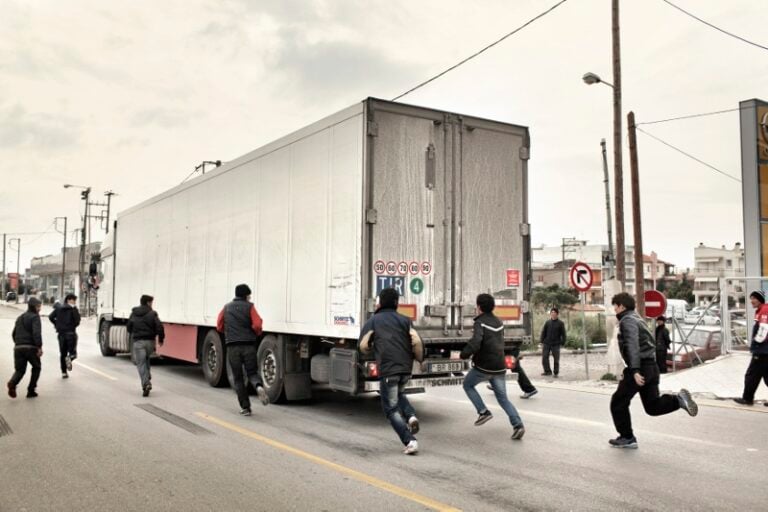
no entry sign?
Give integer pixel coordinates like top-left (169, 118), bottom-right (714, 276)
top-left (644, 290), bottom-right (667, 318)
top-left (569, 262), bottom-right (593, 292)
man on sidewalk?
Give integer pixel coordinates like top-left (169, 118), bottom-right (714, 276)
top-left (359, 287), bottom-right (424, 455)
top-left (127, 295), bottom-right (165, 397)
top-left (462, 294), bottom-right (525, 440)
top-left (7, 298), bottom-right (43, 398)
top-left (487, 343), bottom-right (538, 399)
top-left (49, 293), bottom-right (81, 379)
top-left (609, 292), bottom-right (698, 449)
top-left (654, 315), bottom-right (671, 374)
top-left (541, 307), bottom-right (565, 377)
top-left (734, 290), bottom-right (768, 406)
top-left (216, 284), bottom-right (269, 416)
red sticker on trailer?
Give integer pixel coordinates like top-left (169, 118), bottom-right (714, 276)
top-left (421, 261), bottom-right (432, 275)
top-left (386, 261), bottom-right (397, 275)
top-left (495, 305), bottom-right (521, 321)
top-left (397, 304), bottom-right (418, 320)
top-left (409, 261), bottom-right (420, 275)
top-left (374, 260), bottom-right (386, 275)
top-left (506, 269), bottom-right (520, 287)
top-left (398, 261), bottom-right (408, 275)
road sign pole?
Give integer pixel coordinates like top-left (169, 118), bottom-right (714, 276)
top-left (582, 292), bottom-right (589, 379)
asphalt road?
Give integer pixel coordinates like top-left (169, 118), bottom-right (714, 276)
top-left (1, 304), bottom-right (766, 512)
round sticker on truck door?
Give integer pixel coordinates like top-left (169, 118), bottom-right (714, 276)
top-left (409, 261), bottom-right (420, 275)
top-left (374, 260), bottom-right (386, 275)
top-left (398, 261), bottom-right (408, 275)
top-left (421, 261), bottom-right (432, 275)
top-left (386, 261), bottom-right (397, 275)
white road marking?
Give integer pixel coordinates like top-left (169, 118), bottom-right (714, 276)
top-left (74, 361), bottom-right (118, 381)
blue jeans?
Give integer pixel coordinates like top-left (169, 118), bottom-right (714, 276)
top-left (380, 375), bottom-right (416, 445)
top-left (463, 368), bottom-right (523, 428)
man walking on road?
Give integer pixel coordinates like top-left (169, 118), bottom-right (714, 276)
top-left (7, 298), bottom-right (44, 398)
top-left (609, 292), bottom-right (698, 449)
top-left (541, 307), bottom-right (565, 377)
top-left (359, 287), bottom-right (424, 455)
top-left (127, 295), bottom-right (165, 397)
top-left (49, 293), bottom-right (81, 379)
top-left (462, 294), bottom-right (525, 440)
top-left (734, 290), bottom-right (768, 406)
top-left (489, 344), bottom-right (538, 399)
top-left (654, 316), bottom-right (671, 374)
top-left (216, 284), bottom-right (269, 416)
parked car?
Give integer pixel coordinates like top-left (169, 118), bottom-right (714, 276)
top-left (667, 326), bottom-right (722, 369)
top-left (5, 291), bottom-right (17, 302)
top-left (665, 299), bottom-right (690, 322)
top-left (684, 307), bottom-right (721, 325)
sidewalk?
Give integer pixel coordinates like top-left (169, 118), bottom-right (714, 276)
top-left (659, 352), bottom-right (766, 401)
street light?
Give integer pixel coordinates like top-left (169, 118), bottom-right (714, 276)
top-left (583, 69), bottom-right (626, 291)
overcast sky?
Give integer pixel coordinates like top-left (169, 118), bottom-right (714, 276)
top-left (2, 0), bottom-right (766, 274)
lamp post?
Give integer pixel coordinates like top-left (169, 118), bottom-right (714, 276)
top-left (583, 71), bottom-right (625, 291)
top-left (8, 238), bottom-right (20, 303)
top-left (64, 184), bottom-right (91, 313)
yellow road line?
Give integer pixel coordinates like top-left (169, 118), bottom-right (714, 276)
top-left (74, 361), bottom-right (118, 381)
top-left (195, 412), bottom-right (461, 512)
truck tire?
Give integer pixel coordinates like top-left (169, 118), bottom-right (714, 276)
top-left (258, 335), bottom-right (285, 403)
top-left (99, 321), bottom-right (116, 357)
top-left (201, 330), bottom-right (228, 388)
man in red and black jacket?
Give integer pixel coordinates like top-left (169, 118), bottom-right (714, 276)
top-left (217, 284), bottom-right (269, 415)
top-left (734, 290), bottom-right (768, 406)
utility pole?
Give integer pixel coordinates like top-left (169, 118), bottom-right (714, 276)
top-left (628, 111), bottom-right (645, 316)
top-left (9, 238), bottom-right (20, 303)
top-left (80, 188), bottom-right (91, 310)
top-left (55, 217), bottom-right (67, 299)
top-left (104, 191), bottom-right (116, 234)
top-left (601, 139), bottom-right (615, 277)
top-left (612, 0), bottom-right (626, 289)
top-left (1, 233), bottom-right (5, 296)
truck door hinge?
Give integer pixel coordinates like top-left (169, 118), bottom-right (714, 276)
top-left (367, 121), bottom-right (378, 137)
top-left (366, 209), bottom-right (378, 224)
top-left (519, 147), bottom-right (530, 160)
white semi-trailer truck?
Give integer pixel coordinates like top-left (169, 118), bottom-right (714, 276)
top-left (97, 98), bottom-right (532, 402)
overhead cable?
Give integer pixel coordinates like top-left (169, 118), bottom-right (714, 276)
top-left (392, 0), bottom-right (570, 101)
top-left (661, 0), bottom-right (768, 52)
top-left (636, 126), bottom-right (741, 183)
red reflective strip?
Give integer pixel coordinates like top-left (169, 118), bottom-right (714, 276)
top-left (495, 305), bottom-right (521, 321)
top-left (397, 304), bottom-right (418, 320)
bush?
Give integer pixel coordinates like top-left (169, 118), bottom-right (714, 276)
top-left (600, 372), bottom-right (618, 381)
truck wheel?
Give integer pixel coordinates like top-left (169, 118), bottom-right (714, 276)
top-left (99, 321), bottom-right (116, 357)
top-left (258, 336), bottom-right (285, 403)
top-left (201, 330), bottom-right (228, 387)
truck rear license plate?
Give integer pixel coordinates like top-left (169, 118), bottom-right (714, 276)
top-left (429, 361), bottom-right (464, 373)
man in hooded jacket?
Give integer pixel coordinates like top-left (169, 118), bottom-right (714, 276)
top-left (49, 293), bottom-right (81, 378)
top-left (127, 294), bottom-right (165, 397)
top-left (7, 298), bottom-right (43, 398)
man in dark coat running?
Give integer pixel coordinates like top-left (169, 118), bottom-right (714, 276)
top-left (49, 293), bottom-right (81, 379)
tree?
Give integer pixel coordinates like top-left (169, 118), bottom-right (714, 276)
top-left (666, 274), bottom-right (694, 304)
top-left (531, 284), bottom-right (579, 311)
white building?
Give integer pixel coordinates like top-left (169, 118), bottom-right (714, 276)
top-left (692, 243), bottom-right (745, 306)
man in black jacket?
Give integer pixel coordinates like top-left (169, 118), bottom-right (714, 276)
top-left (462, 294), bottom-right (525, 440)
top-left (127, 295), bottom-right (165, 397)
top-left (654, 316), bottom-right (671, 374)
top-left (609, 293), bottom-right (698, 449)
top-left (359, 288), bottom-right (424, 455)
top-left (7, 298), bottom-right (43, 398)
top-left (216, 284), bottom-right (269, 415)
top-left (49, 293), bottom-right (81, 378)
top-left (540, 307), bottom-right (566, 377)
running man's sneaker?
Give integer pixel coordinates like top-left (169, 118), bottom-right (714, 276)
top-left (256, 386), bottom-right (270, 406)
top-left (65, 356), bottom-right (72, 372)
top-left (62, 372), bottom-right (68, 379)
top-left (609, 436), bottom-right (638, 449)
top-left (678, 388), bottom-right (698, 417)
top-left (240, 408), bottom-right (252, 416)
top-left (403, 440), bottom-right (419, 455)
top-left (733, 398), bottom-right (754, 406)
top-left (408, 416), bottom-right (420, 435)
top-left (26, 390), bottom-right (38, 398)
top-left (520, 390), bottom-right (538, 399)
top-left (142, 384), bottom-right (151, 397)
top-left (7, 381), bottom-right (17, 399)
top-left (70, 353), bottom-right (77, 362)
top-left (511, 426), bottom-right (526, 440)
top-left (474, 411), bottom-right (493, 426)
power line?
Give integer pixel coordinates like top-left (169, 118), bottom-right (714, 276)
top-left (636, 126), bottom-right (741, 183)
top-left (21, 221), bottom-right (57, 246)
top-left (392, 0), bottom-right (570, 101)
top-left (637, 107), bottom-right (742, 126)
top-left (661, 0), bottom-right (768, 52)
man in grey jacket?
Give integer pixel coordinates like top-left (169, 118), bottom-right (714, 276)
top-left (609, 293), bottom-right (698, 449)
top-left (7, 298), bottom-right (43, 398)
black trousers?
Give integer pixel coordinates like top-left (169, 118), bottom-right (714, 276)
top-left (227, 344), bottom-right (264, 410)
top-left (610, 362), bottom-right (680, 439)
top-left (510, 347), bottom-right (536, 393)
top-left (656, 350), bottom-right (667, 374)
top-left (542, 344), bottom-right (560, 375)
top-left (742, 354), bottom-right (768, 402)
top-left (58, 332), bottom-right (78, 372)
top-left (9, 347), bottom-right (41, 391)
